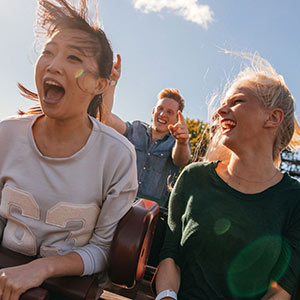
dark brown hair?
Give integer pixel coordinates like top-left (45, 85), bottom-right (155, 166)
top-left (19, 0), bottom-right (113, 119)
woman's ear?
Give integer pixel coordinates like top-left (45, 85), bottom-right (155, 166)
top-left (95, 78), bottom-right (109, 95)
top-left (264, 108), bottom-right (284, 128)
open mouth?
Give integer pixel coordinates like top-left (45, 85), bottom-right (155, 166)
top-left (221, 119), bottom-right (236, 132)
top-left (157, 117), bottom-right (167, 125)
top-left (43, 80), bottom-right (65, 104)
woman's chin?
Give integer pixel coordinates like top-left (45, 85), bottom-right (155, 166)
top-left (220, 135), bottom-right (237, 150)
top-left (42, 95), bottom-right (64, 105)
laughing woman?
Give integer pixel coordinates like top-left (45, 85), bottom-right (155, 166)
top-left (0, 0), bottom-right (137, 299)
top-left (155, 53), bottom-right (300, 300)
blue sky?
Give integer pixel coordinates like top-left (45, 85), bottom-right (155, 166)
top-left (1, 0), bottom-right (300, 124)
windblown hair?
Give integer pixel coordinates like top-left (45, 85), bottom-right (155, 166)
top-left (204, 51), bottom-right (300, 165)
top-left (158, 88), bottom-right (185, 112)
top-left (19, 0), bottom-right (113, 119)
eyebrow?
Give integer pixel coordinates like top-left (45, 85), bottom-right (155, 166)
top-left (67, 45), bottom-right (86, 55)
top-left (44, 41), bottom-right (86, 56)
top-left (221, 93), bottom-right (245, 106)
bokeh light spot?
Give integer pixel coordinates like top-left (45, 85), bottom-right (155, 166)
top-left (227, 235), bottom-right (291, 297)
top-left (214, 218), bottom-right (231, 235)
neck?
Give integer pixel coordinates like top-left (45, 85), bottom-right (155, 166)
top-left (32, 114), bottom-right (93, 157)
top-left (151, 128), bottom-right (168, 141)
top-left (216, 152), bottom-right (282, 194)
top-left (41, 114), bottom-right (92, 141)
top-left (228, 152), bottom-right (277, 182)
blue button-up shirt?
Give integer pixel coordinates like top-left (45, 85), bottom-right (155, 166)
top-left (124, 120), bottom-right (180, 207)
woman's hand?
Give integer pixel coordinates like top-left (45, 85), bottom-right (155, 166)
top-left (0, 252), bottom-right (84, 300)
top-left (0, 263), bottom-right (46, 300)
top-left (261, 282), bottom-right (291, 300)
top-left (110, 54), bottom-right (121, 83)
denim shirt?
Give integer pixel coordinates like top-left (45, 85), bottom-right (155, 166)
top-left (124, 120), bottom-right (180, 207)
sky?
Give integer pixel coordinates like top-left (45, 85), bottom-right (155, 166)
top-left (1, 0), bottom-right (300, 124)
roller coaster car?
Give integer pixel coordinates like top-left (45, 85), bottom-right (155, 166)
top-left (0, 198), bottom-right (161, 300)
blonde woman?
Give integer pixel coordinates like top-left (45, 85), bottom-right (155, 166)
top-left (155, 53), bottom-right (300, 300)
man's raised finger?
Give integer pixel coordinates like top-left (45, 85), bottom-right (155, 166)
top-left (178, 111), bottom-right (185, 124)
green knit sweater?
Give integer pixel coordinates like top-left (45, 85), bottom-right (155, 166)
top-left (160, 161), bottom-right (300, 300)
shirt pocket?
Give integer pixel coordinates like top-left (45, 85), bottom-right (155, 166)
top-left (150, 150), bottom-right (171, 173)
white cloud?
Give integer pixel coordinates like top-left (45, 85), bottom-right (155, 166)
top-left (132, 0), bottom-right (214, 29)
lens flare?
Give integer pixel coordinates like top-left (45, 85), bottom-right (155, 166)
top-left (227, 235), bottom-right (291, 297)
top-left (75, 69), bottom-right (84, 78)
top-left (214, 218), bottom-right (231, 235)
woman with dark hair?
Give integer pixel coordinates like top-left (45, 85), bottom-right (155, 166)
top-left (0, 0), bottom-right (138, 298)
top-left (155, 53), bottom-right (300, 300)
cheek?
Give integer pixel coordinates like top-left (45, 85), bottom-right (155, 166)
top-left (153, 111), bottom-right (159, 118)
top-left (34, 59), bottom-right (44, 96)
top-left (77, 74), bottom-right (98, 95)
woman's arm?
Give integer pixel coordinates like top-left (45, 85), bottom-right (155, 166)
top-left (0, 252), bottom-right (83, 300)
top-left (155, 258), bottom-right (181, 299)
top-left (102, 54), bottom-right (127, 135)
top-left (154, 168), bottom-right (192, 300)
top-left (71, 145), bottom-right (138, 277)
top-left (261, 283), bottom-right (291, 300)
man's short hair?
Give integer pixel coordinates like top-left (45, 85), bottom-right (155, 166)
top-left (157, 88), bottom-right (185, 112)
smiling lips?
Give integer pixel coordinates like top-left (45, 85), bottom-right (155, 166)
top-left (221, 119), bottom-right (236, 133)
top-left (43, 80), bottom-right (65, 104)
top-left (157, 117), bottom-right (167, 125)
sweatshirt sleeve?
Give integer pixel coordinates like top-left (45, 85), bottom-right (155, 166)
top-left (73, 145), bottom-right (138, 275)
top-left (0, 182), bottom-right (7, 238)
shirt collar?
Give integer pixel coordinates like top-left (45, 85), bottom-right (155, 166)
top-left (149, 125), bottom-right (173, 142)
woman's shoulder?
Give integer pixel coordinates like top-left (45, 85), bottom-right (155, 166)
top-left (176, 161), bottom-right (218, 184)
top-left (91, 118), bottom-right (136, 155)
top-left (183, 160), bottom-right (218, 174)
top-left (0, 114), bottom-right (37, 132)
top-left (280, 173), bottom-right (300, 195)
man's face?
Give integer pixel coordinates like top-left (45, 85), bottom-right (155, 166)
top-left (152, 98), bottom-right (179, 134)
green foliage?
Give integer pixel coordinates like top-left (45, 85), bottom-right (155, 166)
top-left (186, 118), bottom-right (210, 161)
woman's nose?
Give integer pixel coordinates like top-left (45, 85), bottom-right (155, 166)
top-left (47, 56), bottom-right (63, 74)
top-left (217, 104), bottom-right (230, 116)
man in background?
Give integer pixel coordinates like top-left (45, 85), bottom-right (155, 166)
top-left (102, 55), bottom-right (190, 207)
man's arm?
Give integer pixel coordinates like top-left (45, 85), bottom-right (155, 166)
top-left (102, 54), bottom-right (127, 135)
top-left (169, 111), bottom-right (190, 168)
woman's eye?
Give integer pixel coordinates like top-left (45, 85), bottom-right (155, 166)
top-left (233, 99), bottom-right (243, 105)
top-left (42, 49), bottom-right (52, 55)
top-left (68, 55), bottom-right (82, 62)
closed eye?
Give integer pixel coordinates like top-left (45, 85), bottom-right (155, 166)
top-left (235, 99), bottom-right (243, 103)
top-left (232, 99), bottom-right (243, 105)
top-left (42, 49), bottom-right (52, 56)
top-left (68, 55), bottom-right (82, 62)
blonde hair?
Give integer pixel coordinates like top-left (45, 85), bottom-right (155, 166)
top-left (205, 51), bottom-right (300, 164)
